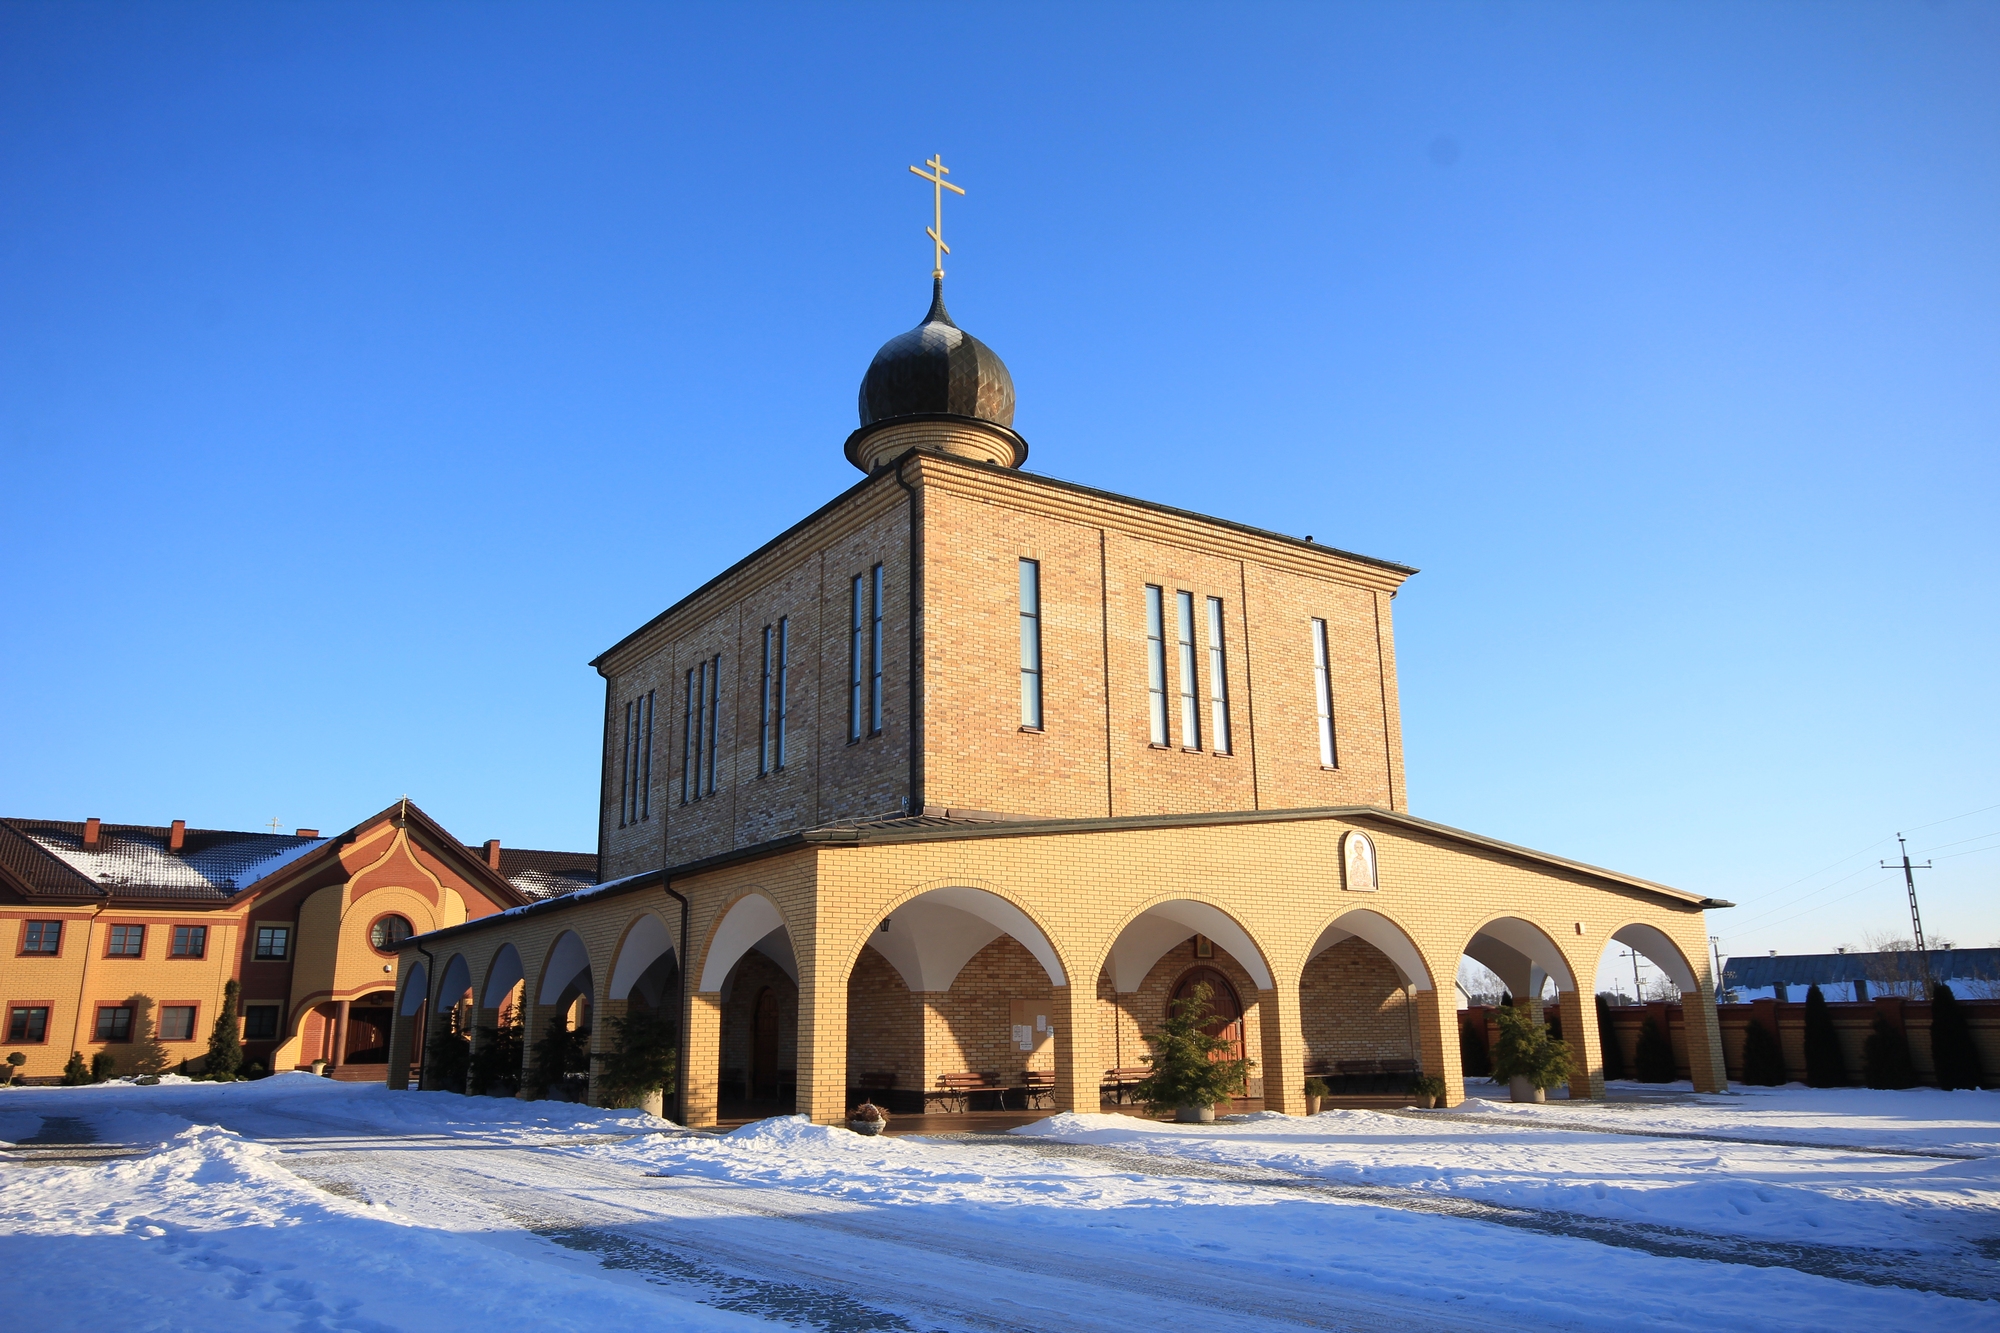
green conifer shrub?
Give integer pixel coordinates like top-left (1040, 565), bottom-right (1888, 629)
top-left (205, 979), bottom-right (243, 1081)
top-left (61, 1051), bottom-right (90, 1085)
top-left (90, 1051), bottom-right (117, 1082)
top-left (1863, 1014), bottom-right (1918, 1089)
top-left (1459, 1018), bottom-right (1492, 1077)
top-left (1634, 1018), bottom-right (1677, 1082)
top-left (427, 1020), bottom-right (471, 1094)
top-left (468, 1013), bottom-right (524, 1096)
top-left (1490, 1005), bottom-right (1574, 1090)
top-left (1802, 985), bottom-right (1846, 1087)
top-left (531, 1017), bottom-right (591, 1094)
top-left (1596, 996), bottom-right (1627, 1080)
top-left (1928, 984), bottom-right (1986, 1090)
top-left (1739, 1018), bottom-right (1787, 1085)
top-left (3, 1051), bottom-right (25, 1085)
top-left (595, 1007), bottom-right (678, 1110)
top-left (1130, 982), bottom-right (1255, 1115)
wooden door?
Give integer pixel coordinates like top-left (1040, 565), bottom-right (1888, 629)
top-left (751, 987), bottom-right (779, 1098)
top-left (344, 1007), bottom-right (392, 1063)
top-left (1170, 967), bottom-right (1244, 1063)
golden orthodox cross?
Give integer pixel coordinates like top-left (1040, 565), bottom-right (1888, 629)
top-left (908, 154), bottom-right (965, 280)
top-left (267, 818), bottom-right (281, 834)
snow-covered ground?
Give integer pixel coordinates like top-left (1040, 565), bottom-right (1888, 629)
top-left (1, 1076), bottom-right (1995, 1331)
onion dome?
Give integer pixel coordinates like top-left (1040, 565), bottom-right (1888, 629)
top-left (846, 279), bottom-right (1027, 473)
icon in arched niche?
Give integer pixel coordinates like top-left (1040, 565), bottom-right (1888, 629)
top-left (1342, 830), bottom-right (1379, 892)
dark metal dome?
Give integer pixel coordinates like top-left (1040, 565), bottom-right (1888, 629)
top-left (858, 279), bottom-right (1016, 430)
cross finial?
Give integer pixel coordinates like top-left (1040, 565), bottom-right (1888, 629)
top-left (908, 154), bottom-right (965, 280)
top-left (266, 817), bottom-right (280, 834)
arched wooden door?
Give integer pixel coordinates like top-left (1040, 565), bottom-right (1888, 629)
top-left (751, 987), bottom-right (779, 1098)
top-left (1170, 967), bottom-right (1244, 1063)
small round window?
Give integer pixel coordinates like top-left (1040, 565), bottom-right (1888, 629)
top-left (370, 915), bottom-right (413, 952)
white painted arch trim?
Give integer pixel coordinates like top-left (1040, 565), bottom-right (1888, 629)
top-left (483, 942), bottom-right (525, 1009)
top-left (436, 953), bottom-right (472, 1006)
top-left (1611, 923), bottom-right (1700, 992)
top-left (698, 895), bottom-right (790, 993)
top-left (1307, 908), bottom-right (1435, 991)
top-left (1469, 916), bottom-right (1576, 992)
top-left (609, 911), bottom-right (678, 1001)
top-left (1108, 900), bottom-right (1271, 993)
top-left (538, 930), bottom-right (593, 1005)
top-left (871, 885), bottom-right (1066, 992)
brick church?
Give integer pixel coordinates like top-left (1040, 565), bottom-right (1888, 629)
top-left (388, 242), bottom-right (1733, 1123)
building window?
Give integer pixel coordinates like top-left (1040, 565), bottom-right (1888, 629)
top-left (255, 925), bottom-right (291, 961)
top-left (850, 566), bottom-right (884, 740)
top-left (170, 925), bottom-right (207, 958)
top-left (869, 564), bottom-right (884, 736)
top-left (159, 1005), bottom-right (197, 1042)
top-left (1145, 585), bottom-right (1169, 746)
top-left (107, 924), bottom-right (144, 957)
top-left (704, 653), bottom-right (721, 796)
top-left (7, 1005), bottom-right (48, 1043)
top-left (620, 690), bottom-right (655, 826)
top-left (1175, 590), bottom-right (1202, 751)
top-left (760, 617), bottom-right (790, 775)
top-left (1019, 558), bottom-right (1043, 729)
top-left (243, 1005), bottom-right (281, 1041)
top-left (682, 656), bottom-right (720, 802)
top-left (1311, 617), bottom-right (1338, 768)
top-left (95, 1005), bottom-right (133, 1042)
top-left (20, 920), bottom-right (61, 954)
top-left (1206, 596), bottom-right (1232, 755)
top-left (369, 915), bottom-right (413, 952)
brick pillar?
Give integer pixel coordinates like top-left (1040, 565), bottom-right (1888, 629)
top-left (330, 1000), bottom-right (351, 1069)
top-left (1050, 983), bottom-right (1099, 1114)
top-left (590, 997), bottom-right (626, 1107)
top-left (1685, 981), bottom-right (1728, 1093)
top-left (386, 1006), bottom-right (415, 1090)
top-left (513, 994), bottom-right (541, 1099)
top-left (796, 957), bottom-right (848, 1125)
top-left (683, 990), bottom-right (722, 1126)
top-left (1258, 981), bottom-right (1306, 1115)
top-left (1558, 990), bottom-right (1604, 1099)
top-left (1414, 987), bottom-right (1465, 1106)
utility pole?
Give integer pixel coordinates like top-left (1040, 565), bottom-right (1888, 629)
top-left (1880, 833), bottom-right (1935, 996)
top-left (1710, 936), bottom-right (1725, 1001)
top-left (1621, 948), bottom-right (1645, 1004)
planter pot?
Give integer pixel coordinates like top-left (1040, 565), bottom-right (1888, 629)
top-left (1303, 1095), bottom-right (1322, 1116)
top-left (639, 1088), bottom-right (665, 1118)
top-left (309, 1060), bottom-right (328, 1077)
top-left (1508, 1076), bottom-right (1546, 1104)
top-left (850, 1118), bottom-right (887, 1136)
top-left (1175, 1104), bottom-right (1216, 1124)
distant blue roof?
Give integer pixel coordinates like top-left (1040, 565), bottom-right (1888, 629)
top-left (1723, 948), bottom-right (2000, 988)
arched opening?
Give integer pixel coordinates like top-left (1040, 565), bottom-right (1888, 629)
top-left (1456, 916), bottom-right (1580, 1096)
top-left (845, 885), bottom-right (1068, 1116)
top-left (1170, 966), bottom-right (1244, 1062)
top-left (1595, 924), bottom-right (1703, 1084)
top-left (699, 895), bottom-right (800, 1118)
top-left (417, 954), bottom-right (475, 1092)
top-left (1099, 900), bottom-right (1275, 1113)
top-left (1299, 908), bottom-right (1433, 1099)
top-left (534, 931), bottom-right (595, 1102)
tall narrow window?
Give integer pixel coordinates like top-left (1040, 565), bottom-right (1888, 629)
top-left (1019, 558), bottom-right (1043, 729)
top-left (1145, 585), bottom-right (1169, 746)
top-left (773, 616), bottom-right (789, 770)
top-left (849, 575), bottom-right (865, 742)
top-left (639, 689), bottom-right (653, 819)
top-left (681, 667), bottom-right (697, 805)
top-left (868, 564), bottom-right (884, 736)
top-left (621, 692), bottom-right (653, 825)
top-left (759, 626), bottom-right (774, 776)
top-left (1311, 617), bottom-right (1337, 767)
top-left (1206, 596), bottom-right (1232, 755)
top-left (705, 653), bottom-right (721, 796)
top-left (1175, 590), bottom-right (1202, 750)
top-left (620, 699), bottom-right (634, 827)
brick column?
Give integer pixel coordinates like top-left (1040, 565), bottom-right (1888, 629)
top-left (1685, 980), bottom-right (1728, 1093)
top-left (1558, 990), bottom-right (1605, 1099)
top-left (683, 991), bottom-right (723, 1127)
top-left (513, 995), bottom-right (541, 1099)
top-left (1414, 986), bottom-right (1465, 1106)
top-left (386, 1006), bottom-right (415, 1090)
top-left (1050, 983), bottom-right (1099, 1114)
top-left (796, 958), bottom-right (849, 1125)
top-left (1257, 981), bottom-right (1306, 1115)
top-left (330, 1000), bottom-right (351, 1070)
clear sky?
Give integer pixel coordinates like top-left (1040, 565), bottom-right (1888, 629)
top-left (3, 3), bottom-right (1995, 988)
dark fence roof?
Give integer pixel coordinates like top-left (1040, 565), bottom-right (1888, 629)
top-left (1724, 948), bottom-right (2000, 988)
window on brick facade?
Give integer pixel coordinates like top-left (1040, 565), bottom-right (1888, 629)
top-left (1206, 596), bottom-right (1232, 755)
top-left (869, 564), bottom-right (884, 736)
top-left (619, 689), bottom-right (654, 826)
top-left (21, 920), bottom-right (60, 954)
top-left (107, 924), bottom-right (144, 957)
top-left (1175, 589), bottom-right (1202, 750)
top-left (159, 1005), bottom-right (197, 1041)
top-left (1019, 558), bottom-right (1043, 729)
top-left (254, 925), bottom-right (290, 960)
top-left (171, 925), bottom-right (207, 958)
top-left (1311, 617), bottom-right (1338, 767)
top-left (682, 656), bottom-right (720, 802)
top-left (243, 1005), bottom-right (281, 1041)
top-left (849, 565), bottom-right (884, 741)
top-left (704, 653), bottom-right (720, 795)
top-left (8, 1006), bottom-right (48, 1042)
top-left (95, 1005), bottom-right (133, 1042)
top-left (759, 617), bottom-right (790, 775)
top-left (1145, 585), bottom-right (1169, 746)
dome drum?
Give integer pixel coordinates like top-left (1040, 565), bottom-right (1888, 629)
top-left (844, 414), bottom-right (1029, 473)
top-left (851, 279), bottom-right (1023, 473)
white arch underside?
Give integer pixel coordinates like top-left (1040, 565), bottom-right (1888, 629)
top-left (1611, 923), bottom-right (1699, 992)
top-left (539, 931), bottom-right (592, 1005)
top-left (872, 886), bottom-right (1066, 991)
top-left (609, 912), bottom-right (679, 1000)
top-left (436, 953), bottom-right (472, 1005)
top-left (699, 896), bottom-right (793, 993)
top-left (1468, 918), bottom-right (1576, 992)
top-left (1108, 900), bottom-right (1272, 992)
top-left (399, 961), bottom-right (429, 1015)
top-left (1307, 908), bottom-right (1435, 990)
top-left (482, 942), bottom-right (525, 1009)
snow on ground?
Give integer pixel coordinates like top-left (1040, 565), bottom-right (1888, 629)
top-left (1, 1074), bottom-right (1996, 1332)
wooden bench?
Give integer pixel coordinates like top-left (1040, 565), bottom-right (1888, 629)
top-left (926, 1072), bottom-right (1005, 1113)
top-left (1100, 1066), bottom-right (1150, 1105)
top-left (1019, 1070), bottom-right (1056, 1109)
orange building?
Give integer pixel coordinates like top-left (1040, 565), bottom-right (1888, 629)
top-left (0, 800), bottom-right (593, 1082)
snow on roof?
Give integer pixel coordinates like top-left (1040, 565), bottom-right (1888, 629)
top-left (4, 820), bottom-right (326, 900)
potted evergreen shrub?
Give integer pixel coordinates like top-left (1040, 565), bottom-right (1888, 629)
top-left (1303, 1076), bottom-right (1329, 1115)
top-left (1410, 1074), bottom-right (1446, 1109)
top-left (1131, 982), bottom-right (1254, 1123)
top-left (850, 1101), bottom-right (889, 1136)
top-left (1490, 1006), bottom-right (1573, 1103)
top-left (595, 1007), bottom-right (677, 1115)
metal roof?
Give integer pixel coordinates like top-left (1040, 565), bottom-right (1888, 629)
top-left (1723, 948), bottom-right (2000, 988)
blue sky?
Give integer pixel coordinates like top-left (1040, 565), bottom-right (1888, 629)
top-left (3, 3), bottom-right (1995, 981)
